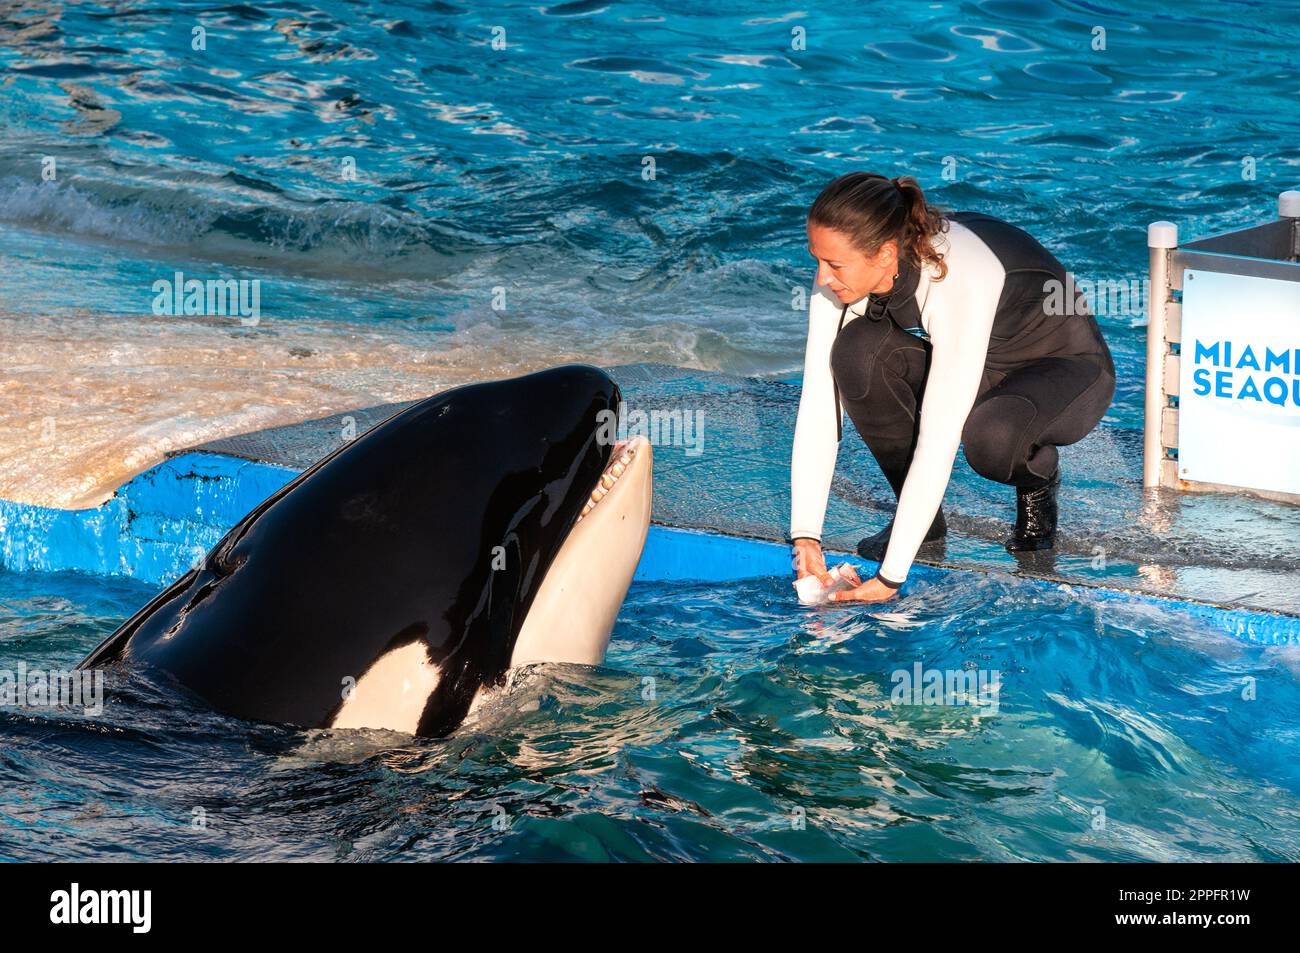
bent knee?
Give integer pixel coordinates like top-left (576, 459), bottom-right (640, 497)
top-left (962, 395), bottom-right (1036, 482)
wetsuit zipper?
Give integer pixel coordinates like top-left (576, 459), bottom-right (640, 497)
top-left (834, 304), bottom-right (847, 443)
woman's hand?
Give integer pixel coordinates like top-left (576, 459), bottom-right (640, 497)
top-left (791, 537), bottom-right (830, 583)
top-left (827, 576), bottom-right (899, 603)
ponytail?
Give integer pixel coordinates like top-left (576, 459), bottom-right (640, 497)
top-left (807, 172), bottom-right (949, 281)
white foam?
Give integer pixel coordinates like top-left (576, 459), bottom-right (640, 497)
top-left (0, 309), bottom-right (664, 509)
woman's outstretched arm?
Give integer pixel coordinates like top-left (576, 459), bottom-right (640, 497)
top-left (790, 281), bottom-right (846, 544)
top-left (876, 236), bottom-right (1005, 586)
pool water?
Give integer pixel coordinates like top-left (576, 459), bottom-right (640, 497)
top-left (3, 2), bottom-right (1299, 859)
top-left (5, 0), bottom-right (1300, 384)
top-left (3, 567), bottom-right (1298, 862)
top-left (4, 0), bottom-right (1298, 505)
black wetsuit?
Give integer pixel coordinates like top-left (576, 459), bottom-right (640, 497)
top-left (790, 210), bottom-right (1116, 584)
top-left (833, 211), bottom-right (1116, 488)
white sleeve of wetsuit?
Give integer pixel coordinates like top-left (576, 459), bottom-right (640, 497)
top-left (877, 246), bottom-right (1006, 585)
top-left (789, 281), bottom-right (846, 542)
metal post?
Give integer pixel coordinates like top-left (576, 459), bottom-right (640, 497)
top-left (1282, 190), bottom-right (1300, 260)
top-left (1144, 221), bottom-right (1178, 489)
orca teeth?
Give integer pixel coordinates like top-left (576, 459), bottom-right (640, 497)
top-left (576, 445), bottom-right (638, 522)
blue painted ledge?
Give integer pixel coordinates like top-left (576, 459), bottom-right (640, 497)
top-left (2, 451), bottom-right (1299, 646)
top-left (0, 453), bottom-right (296, 583)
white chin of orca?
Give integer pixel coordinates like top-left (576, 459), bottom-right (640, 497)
top-left (327, 436), bottom-right (653, 736)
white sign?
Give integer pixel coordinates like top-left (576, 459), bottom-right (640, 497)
top-left (1178, 269), bottom-right (1300, 494)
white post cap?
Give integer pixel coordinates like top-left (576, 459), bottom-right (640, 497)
top-left (1147, 221), bottom-right (1178, 249)
top-left (1279, 190), bottom-right (1300, 218)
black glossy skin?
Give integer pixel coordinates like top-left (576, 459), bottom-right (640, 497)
top-left (78, 365), bottom-right (620, 737)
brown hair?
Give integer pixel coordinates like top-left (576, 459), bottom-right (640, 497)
top-left (807, 172), bottom-right (949, 281)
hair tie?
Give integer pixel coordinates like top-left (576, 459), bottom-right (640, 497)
top-left (890, 177), bottom-right (911, 211)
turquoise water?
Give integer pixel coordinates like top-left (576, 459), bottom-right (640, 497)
top-left (3, 1), bottom-right (1300, 861)
top-left (2, 1), bottom-right (1298, 396)
top-left (3, 567), bottom-right (1299, 861)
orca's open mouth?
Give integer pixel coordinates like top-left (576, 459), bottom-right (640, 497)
top-left (577, 435), bottom-right (648, 523)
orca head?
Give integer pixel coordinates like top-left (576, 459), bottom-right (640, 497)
top-left (313, 364), bottom-right (655, 738)
top-left (80, 364), bottom-right (654, 739)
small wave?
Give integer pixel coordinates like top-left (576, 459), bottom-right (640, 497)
top-left (0, 177), bottom-right (217, 245)
top-left (0, 172), bottom-right (468, 280)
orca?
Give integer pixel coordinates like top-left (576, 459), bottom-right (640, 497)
top-left (77, 365), bottom-right (653, 737)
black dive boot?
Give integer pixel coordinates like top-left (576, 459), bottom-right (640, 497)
top-left (856, 448), bottom-right (947, 562)
top-left (856, 508), bottom-right (947, 562)
top-left (1005, 467), bottom-right (1061, 552)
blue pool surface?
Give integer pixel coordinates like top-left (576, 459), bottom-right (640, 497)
top-left (6, 362), bottom-right (1300, 622)
top-left (3, 0), bottom-right (1299, 390)
top-left (3, 1), bottom-right (1299, 863)
top-left (2, 565), bottom-right (1299, 862)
